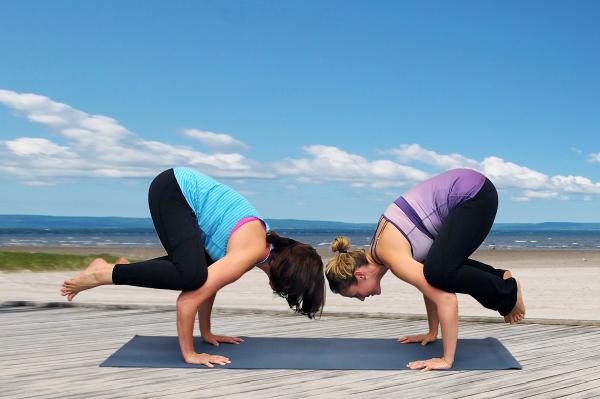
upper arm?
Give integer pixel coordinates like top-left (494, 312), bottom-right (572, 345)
top-left (376, 225), bottom-right (452, 304)
top-left (208, 223), bottom-right (267, 289)
top-left (387, 254), bottom-right (455, 306)
top-left (227, 220), bottom-right (268, 263)
top-left (182, 253), bottom-right (251, 305)
top-left (182, 220), bottom-right (267, 304)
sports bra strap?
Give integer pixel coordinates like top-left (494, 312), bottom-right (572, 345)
top-left (369, 215), bottom-right (388, 265)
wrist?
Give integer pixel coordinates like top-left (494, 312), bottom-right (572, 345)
top-left (442, 356), bottom-right (454, 366)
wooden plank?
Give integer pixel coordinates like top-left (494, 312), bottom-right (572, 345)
top-left (2, 304), bottom-right (600, 398)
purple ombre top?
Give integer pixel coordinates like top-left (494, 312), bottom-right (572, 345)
top-left (375, 168), bottom-right (487, 262)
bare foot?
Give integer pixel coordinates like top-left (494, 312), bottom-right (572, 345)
top-left (502, 270), bottom-right (517, 322)
top-left (116, 257), bottom-right (130, 264)
top-left (60, 258), bottom-right (114, 301)
top-left (504, 278), bottom-right (525, 324)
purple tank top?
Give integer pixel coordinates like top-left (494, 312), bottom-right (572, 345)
top-left (376, 168), bottom-right (486, 262)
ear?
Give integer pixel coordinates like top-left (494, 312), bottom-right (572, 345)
top-left (354, 270), bottom-right (366, 280)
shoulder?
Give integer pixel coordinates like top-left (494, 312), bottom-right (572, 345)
top-left (377, 221), bottom-right (412, 263)
top-left (227, 220), bottom-right (268, 263)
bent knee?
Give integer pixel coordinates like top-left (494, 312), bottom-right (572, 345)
top-left (423, 263), bottom-right (448, 290)
top-left (179, 268), bottom-right (208, 291)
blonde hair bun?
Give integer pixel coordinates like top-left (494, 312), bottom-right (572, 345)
top-left (331, 236), bottom-right (351, 254)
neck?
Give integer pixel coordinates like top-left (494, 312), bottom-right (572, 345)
top-left (374, 262), bottom-right (389, 278)
top-left (366, 251), bottom-right (388, 278)
top-left (366, 250), bottom-right (380, 266)
top-left (256, 245), bottom-right (272, 276)
top-left (257, 262), bottom-right (270, 275)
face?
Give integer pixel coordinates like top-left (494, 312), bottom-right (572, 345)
top-left (342, 265), bottom-right (382, 301)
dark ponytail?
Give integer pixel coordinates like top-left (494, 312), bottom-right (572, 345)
top-left (266, 231), bottom-right (325, 319)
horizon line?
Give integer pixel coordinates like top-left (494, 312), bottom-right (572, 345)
top-left (2, 214), bottom-right (600, 225)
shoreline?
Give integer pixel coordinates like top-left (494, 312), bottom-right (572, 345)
top-left (2, 245), bottom-right (599, 322)
top-left (2, 245), bottom-right (600, 269)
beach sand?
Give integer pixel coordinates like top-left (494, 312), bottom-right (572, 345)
top-left (1, 246), bottom-right (599, 322)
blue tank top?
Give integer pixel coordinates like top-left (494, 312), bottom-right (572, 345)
top-left (173, 167), bottom-right (270, 261)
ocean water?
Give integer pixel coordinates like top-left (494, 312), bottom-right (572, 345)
top-left (1, 228), bottom-right (600, 250)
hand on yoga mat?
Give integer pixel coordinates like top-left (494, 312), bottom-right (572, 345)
top-left (184, 352), bottom-right (231, 368)
top-left (407, 357), bottom-right (453, 372)
top-left (202, 333), bottom-right (245, 347)
top-left (398, 332), bottom-right (437, 346)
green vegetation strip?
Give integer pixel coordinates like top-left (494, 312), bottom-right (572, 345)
top-left (0, 251), bottom-right (136, 272)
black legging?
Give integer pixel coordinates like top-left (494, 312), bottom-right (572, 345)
top-left (112, 169), bottom-right (212, 291)
top-left (423, 178), bottom-right (517, 316)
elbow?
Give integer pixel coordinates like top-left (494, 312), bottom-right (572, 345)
top-left (176, 290), bottom-right (199, 313)
top-left (435, 292), bottom-right (457, 310)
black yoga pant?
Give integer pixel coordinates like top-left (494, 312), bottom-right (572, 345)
top-left (423, 179), bottom-right (518, 316)
top-left (112, 169), bottom-right (213, 291)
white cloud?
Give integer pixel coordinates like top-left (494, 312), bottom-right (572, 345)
top-left (569, 147), bottom-right (582, 155)
top-left (182, 128), bottom-right (249, 151)
top-left (549, 175), bottom-right (600, 194)
top-left (390, 144), bottom-right (480, 170)
top-left (389, 143), bottom-right (600, 199)
top-left (480, 156), bottom-right (548, 190)
top-left (274, 145), bottom-right (429, 188)
top-left (521, 190), bottom-right (559, 199)
top-left (588, 153), bottom-right (600, 163)
top-left (0, 89), bottom-right (273, 183)
top-left (390, 144), bottom-right (548, 190)
top-left (5, 138), bottom-right (73, 157)
top-left (2, 89), bottom-right (600, 203)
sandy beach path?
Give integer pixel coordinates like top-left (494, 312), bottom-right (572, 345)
top-left (1, 247), bottom-right (600, 322)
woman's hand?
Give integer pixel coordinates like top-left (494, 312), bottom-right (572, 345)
top-left (184, 352), bottom-right (231, 368)
top-left (398, 332), bottom-right (437, 346)
top-left (202, 333), bottom-right (244, 347)
top-left (407, 357), bottom-right (453, 372)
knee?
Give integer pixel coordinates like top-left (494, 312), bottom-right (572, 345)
top-left (179, 266), bottom-right (208, 291)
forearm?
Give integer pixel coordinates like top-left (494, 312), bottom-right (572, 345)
top-left (176, 291), bottom-right (201, 359)
top-left (173, 250), bottom-right (254, 362)
top-left (435, 292), bottom-right (458, 364)
top-left (423, 294), bottom-right (439, 335)
top-left (198, 294), bottom-right (216, 335)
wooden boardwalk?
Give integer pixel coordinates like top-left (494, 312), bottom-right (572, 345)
top-left (2, 303), bottom-right (600, 398)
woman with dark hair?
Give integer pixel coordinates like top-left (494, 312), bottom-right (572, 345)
top-left (325, 168), bottom-right (525, 371)
top-left (61, 167), bottom-right (325, 367)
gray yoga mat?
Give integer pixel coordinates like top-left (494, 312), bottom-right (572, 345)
top-left (100, 335), bottom-right (521, 370)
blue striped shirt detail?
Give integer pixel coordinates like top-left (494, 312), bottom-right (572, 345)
top-left (173, 167), bottom-right (269, 261)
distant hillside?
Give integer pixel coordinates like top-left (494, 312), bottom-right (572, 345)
top-left (0, 215), bottom-right (374, 231)
top-left (1, 215), bottom-right (599, 232)
top-left (0, 215), bottom-right (153, 229)
top-left (265, 219), bottom-right (374, 230)
top-left (492, 222), bottom-right (600, 231)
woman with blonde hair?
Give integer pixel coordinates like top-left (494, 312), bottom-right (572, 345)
top-left (326, 168), bottom-right (525, 371)
top-left (62, 167), bottom-right (325, 367)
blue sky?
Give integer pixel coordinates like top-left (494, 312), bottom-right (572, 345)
top-left (1, 0), bottom-right (599, 222)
